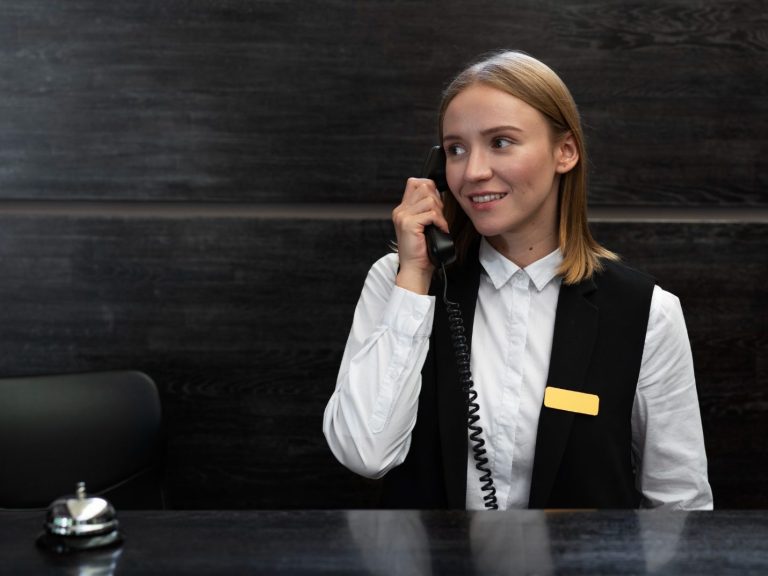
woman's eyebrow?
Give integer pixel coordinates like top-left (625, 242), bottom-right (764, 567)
top-left (480, 125), bottom-right (524, 135)
top-left (443, 125), bottom-right (524, 141)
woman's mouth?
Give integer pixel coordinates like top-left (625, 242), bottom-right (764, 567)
top-left (470, 193), bottom-right (507, 204)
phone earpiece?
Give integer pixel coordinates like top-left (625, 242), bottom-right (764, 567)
top-left (421, 146), bottom-right (456, 267)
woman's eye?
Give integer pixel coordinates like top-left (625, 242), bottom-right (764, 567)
top-left (446, 143), bottom-right (466, 156)
top-left (491, 137), bottom-right (513, 149)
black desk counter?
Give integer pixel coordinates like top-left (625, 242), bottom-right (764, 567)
top-left (2, 509), bottom-right (766, 574)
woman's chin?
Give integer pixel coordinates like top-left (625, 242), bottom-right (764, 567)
top-left (469, 219), bottom-right (511, 239)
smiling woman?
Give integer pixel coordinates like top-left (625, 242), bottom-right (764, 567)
top-left (437, 51), bottom-right (617, 285)
top-left (323, 50), bottom-right (713, 512)
top-left (441, 83), bottom-right (576, 268)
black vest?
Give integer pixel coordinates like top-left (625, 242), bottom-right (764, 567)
top-left (380, 245), bottom-right (654, 509)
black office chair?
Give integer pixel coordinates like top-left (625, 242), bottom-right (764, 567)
top-left (0, 370), bottom-right (164, 509)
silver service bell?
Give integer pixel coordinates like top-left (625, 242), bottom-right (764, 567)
top-left (37, 482), bottom-right (123, 553)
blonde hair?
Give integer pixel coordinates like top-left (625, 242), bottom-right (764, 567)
top-left (439, 50), bottom-right (617, 284)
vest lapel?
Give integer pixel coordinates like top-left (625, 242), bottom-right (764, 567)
top-left (528, 276), bottom-right (599, 507)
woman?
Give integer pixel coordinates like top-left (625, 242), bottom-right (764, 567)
top-left (323, 50), bottom-right (713, 510)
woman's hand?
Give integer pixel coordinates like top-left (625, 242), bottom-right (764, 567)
top-left (391, 177), bottom-right (450, 295)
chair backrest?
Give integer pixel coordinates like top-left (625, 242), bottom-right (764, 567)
top-left (0, 370), bottom-right (164, 509)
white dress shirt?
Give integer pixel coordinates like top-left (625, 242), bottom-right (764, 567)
top-left (323, 239), bottom-right (713, 510)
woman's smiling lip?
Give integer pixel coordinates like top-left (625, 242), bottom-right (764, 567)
top-left (466, 192), bottom-right (509, 207)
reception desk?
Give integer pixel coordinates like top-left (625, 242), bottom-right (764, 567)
top-left (2, 509), bottom-right (766, 574)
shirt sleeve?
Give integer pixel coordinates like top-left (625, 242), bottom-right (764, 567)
top-left (632, 285), bottom-right (714, 510)
top-left (323, 253), bottom-right (435, 479)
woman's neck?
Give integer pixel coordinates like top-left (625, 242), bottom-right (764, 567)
top-left (486, 229), bottom-right (558, 269)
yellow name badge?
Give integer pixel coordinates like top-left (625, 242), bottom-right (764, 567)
top-left (544, 387), bottom-right (600, 416)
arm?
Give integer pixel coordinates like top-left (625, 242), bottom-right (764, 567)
top-left (632, 286), bottom-right (714, 510)
top-left (323, 253), bottom-right (436, 478)
top-left (324, 175), bottom-right (449, 478)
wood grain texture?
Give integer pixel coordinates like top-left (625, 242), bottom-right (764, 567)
top-left (0, 0), bottom-right (765, 205)
top-left (0, 213), bottom-right (391, 507)
top-left (4, 510), bottom-right (768, 574)
top-left (0, 213), bottom-right (764, 508)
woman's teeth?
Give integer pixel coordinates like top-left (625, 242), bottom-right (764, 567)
top-left (471, 193), bottom-right (506, 204)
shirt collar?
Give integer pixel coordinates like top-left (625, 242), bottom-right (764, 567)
top-left (479, 237), bottom-right (563, 292)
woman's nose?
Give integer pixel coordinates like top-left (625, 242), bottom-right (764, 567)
top-left (464, 149), bottom-right (493, 182)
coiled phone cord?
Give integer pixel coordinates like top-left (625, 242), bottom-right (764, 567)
top-left (440, 264), bottom-right (499, 510)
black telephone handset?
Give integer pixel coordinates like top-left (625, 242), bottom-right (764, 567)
top-left (420, 146), bottom-right (456, 267)
top-left (420, 146), bottom-right (498, 510)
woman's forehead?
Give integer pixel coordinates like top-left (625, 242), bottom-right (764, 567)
top-left (442, 84), bottom-right (549, 135)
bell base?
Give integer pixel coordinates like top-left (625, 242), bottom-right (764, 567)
top-left (36, 530), bottom-right (123, 554)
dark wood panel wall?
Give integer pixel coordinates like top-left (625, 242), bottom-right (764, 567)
top-left (0, 1), bottom-right (765, 509)
top-left (1, 0), bottom-right (766, 205)
top-left (0, 215), bottom-right (765, 508)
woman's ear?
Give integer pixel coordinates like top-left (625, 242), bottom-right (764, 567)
top-left (555, 133), bottom-right (579, 174)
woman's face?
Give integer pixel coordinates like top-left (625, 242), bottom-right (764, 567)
top-left (442, 83), bottom-right (577, 252)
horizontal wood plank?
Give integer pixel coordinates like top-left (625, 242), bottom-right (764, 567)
top-left (0, 0), bottom-right (765, 205)
top-left (0, 214), bottom-right (764, 508)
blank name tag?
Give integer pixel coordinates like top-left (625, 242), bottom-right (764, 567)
top-left (544, 386), bottom-right (600, 416)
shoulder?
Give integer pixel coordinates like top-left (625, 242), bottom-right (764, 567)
top-left (596, 261), bottom-right (682, 317)
top-left (647, 285), bottom-right (687, 338)
top-left (587, 259), bottom-right (656, 320)
top-left (597, 259), bottom-right (655, 290)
